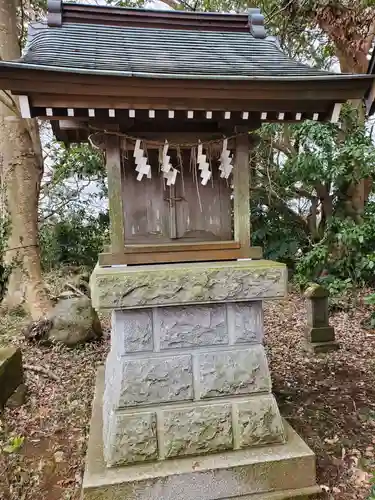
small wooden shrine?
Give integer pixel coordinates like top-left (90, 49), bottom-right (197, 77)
top-left (2, 4), bottom-right (375, 500)
top-left (0, 1), bottom-right (374, 267)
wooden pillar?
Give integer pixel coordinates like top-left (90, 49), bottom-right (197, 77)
top-left (106, 135), bottom-right (125, 254)
top-left (234, 133), bottom-right (251, 249)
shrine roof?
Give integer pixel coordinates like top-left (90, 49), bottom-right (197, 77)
top-left (0, 1), bottom-right (374, 130)
top-left (12, 22), bottom-right (333, 80)
top-left (0, 2), bottom-right (368, 82)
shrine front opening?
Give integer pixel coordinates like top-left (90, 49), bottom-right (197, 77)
top-left (95, 130), bottom-right (261, 266)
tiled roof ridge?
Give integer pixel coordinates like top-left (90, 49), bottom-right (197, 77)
top-left (47, 0), bottom-right (266, 36)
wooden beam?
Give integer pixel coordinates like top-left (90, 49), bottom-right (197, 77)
top-left (54, 127), bottom-right (232, 143)
top-left (30, 94), bottom-right (336, 113)
top-left (103, 241), bottom-right (245, 253)
top-left (106, 136), bottom-right (125, 253)
top-left (3, 69), bottom-right (369, 102)
top-left (58, 119), bottom-right (87, 129)
top-left (123, 241), bottom-right (240, 254)
top-left (17, 82), bottom-right (360, 100)
top-left (98, 246), bottom-right (263, 266)
top-left (234, 133), bottom-right (251, 248)
top-left (4, 67), bottom-right (368, 93)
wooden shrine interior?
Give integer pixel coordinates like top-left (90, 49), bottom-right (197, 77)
top-left (86, 117), bottom-right (262, 266)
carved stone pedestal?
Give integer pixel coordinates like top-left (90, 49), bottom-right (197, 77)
top-left (83, 260), bottom-right (320, 499)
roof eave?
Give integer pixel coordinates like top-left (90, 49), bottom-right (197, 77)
top-left (0, 60), bottom-right (374, 83)
top-left (0, 63), bottom-right (374, 115)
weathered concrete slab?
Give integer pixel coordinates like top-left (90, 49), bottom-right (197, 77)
top-left (236, 395), bottom-right (286, 448)
top-left (104, 303), bottom-right (282, 465)
top-left (0, 347), bottom-right (23, 408)
top-left (227, 301), bottom-right (263, 344)
top-left (112, 309), bottom-right (154, 354)
top-left (225, 490), bottom-right (321, 500)
top-left (104, 411), bottom-right (158, 466)
top-left (156, 304), bottom-right (228, 349)
top-left (104, 394), bottom-right (285, 464)
top-left (197, 346), bottom-right (270, 399)
top-left (305, 326), bottom-right (335, 343)
top-left (90, 260), bottom-right (287, 310)
top-left (82, 368), bottom-right (320, 500)
top-left (162, 403), bottom-right (233, 458)
top-left (117, 354), bottom-right (193, 407)
top-left (111, 302), bottom-right (264, 355)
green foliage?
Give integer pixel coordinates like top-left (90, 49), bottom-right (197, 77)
top-left (2, 435), bottom-right (25, 454)
top-left (284, 113), bottom-right (375, 189)
top-left (258, 107), bottom-right (375, 213)
top-left (38, 141), bottom-right (108, 271)
top-left (51, 143), bottom-right (106, 188)
top-left (40, 211), bottom-right (109, 270)
top-left (251, 198), bottom-right (308, 266)
top-left (252, 105), bottom-right (375, 295)
top-left (295, 206), bottom-right (375, 290)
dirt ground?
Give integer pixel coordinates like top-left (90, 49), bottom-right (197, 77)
top-left (0, 291), bottom-right (375, 500)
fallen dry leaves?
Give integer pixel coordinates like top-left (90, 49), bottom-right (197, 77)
top-left (0, 291), bottom-right (374, 499)
top-left (0, 311), bottom-right (110, 500)
top-left (265, 292), bottom-right (375, 500)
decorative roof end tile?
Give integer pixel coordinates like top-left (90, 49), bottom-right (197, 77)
top-left (248, 8), bottom-right (266, 39)
top-left (48, 0), bottom-right (62, 27)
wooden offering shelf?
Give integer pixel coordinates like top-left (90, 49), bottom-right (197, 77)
top-left (99, 242), bottom-right (263, 266)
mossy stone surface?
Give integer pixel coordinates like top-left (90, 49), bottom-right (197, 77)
top-left (304, 283), bottom-right (329, 299)
top-left (305, 326), bottom-right (335, 343)
top-left (91, 260), bottom-right (287, 310)
top-left (0, 347), bottom-right (23, 408)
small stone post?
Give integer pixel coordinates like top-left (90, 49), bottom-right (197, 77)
top-left (304, 283), bottom-right (339, 353)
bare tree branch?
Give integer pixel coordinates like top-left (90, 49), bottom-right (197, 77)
top-left (0, 91), bottom-right (20, 116)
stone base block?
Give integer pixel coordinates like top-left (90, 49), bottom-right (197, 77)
top-left (104, 393), bottom-right (285, 466)
top-left (90, 260), bottom-right (287, 310)
top-left (305, 326), bottom-right (335, 343)
top-left (82, 368), bottom-right (320, 500)
top-left (0, 347), bottom-right (23, 408)
top-left (303, 340), bottom-right (340, 354)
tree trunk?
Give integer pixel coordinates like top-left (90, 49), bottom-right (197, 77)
top-left (318, 11), bottom-right (375, 218)
top-left (0, 0), bottom-right (51, 319)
